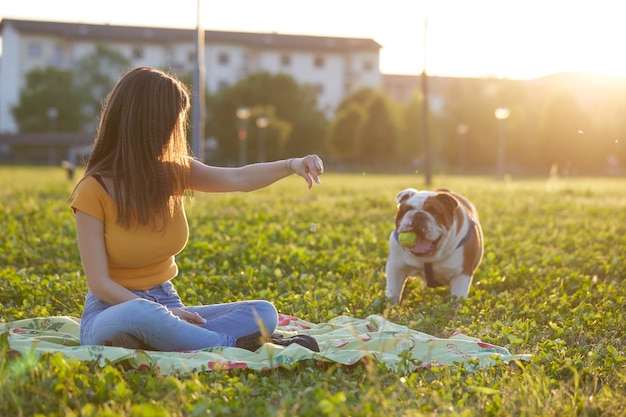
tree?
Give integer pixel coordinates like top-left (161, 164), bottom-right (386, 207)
top-left (206, 72), bottom-right (328, 163)
top-left (12, 45), bottom-right (131, 134)
top-left (12, 67), bottom-right (86, 133)
top-left (327, 102), bottom-right (365, 160)
top-left (74, 44), bottom-right (131, 129)
top-left (400, 91), bottom-right (424, 163)
top-left (329, 87), bottom-right (399, 164)
top-left (359, 94), bottom-right (398, 163)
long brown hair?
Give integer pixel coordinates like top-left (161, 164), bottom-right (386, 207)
top-left (74, 67), bottom-right (192, 230)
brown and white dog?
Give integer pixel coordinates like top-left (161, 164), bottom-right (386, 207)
top-left (385, 188), bottom-right (484, 303)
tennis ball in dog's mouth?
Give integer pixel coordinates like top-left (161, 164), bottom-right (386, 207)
top-left (398, 231), bottom-right (417, 247)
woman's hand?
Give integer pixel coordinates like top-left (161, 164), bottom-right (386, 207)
top-left (170, 308), bottom-right (206, 326)
top-left (288, 154), bottom-right (324, 189)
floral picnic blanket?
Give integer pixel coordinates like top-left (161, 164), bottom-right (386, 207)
top-left (1, 315), bottom-right (531, 374)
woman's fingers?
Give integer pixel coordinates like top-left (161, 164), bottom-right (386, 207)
top-left (296, 154), bottom-right (323, 188)
top-left (171, 308), bottom-right (206, 326)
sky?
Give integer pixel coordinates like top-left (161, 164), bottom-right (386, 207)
top-left (1, 0), bottom-right (626, 80)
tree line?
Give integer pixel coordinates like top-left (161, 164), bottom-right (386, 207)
top-left (11, 45), bottom-right (626, 175)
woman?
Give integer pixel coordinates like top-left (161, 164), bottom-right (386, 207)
top-left (71, 67), bottom-right (323, 352)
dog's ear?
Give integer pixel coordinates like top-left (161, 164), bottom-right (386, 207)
top-left (396, 188), bottom-right (418, 205)
top-left (424, 192), bottom-right (459, 229)
top-left (435, 192), bottom-right (458, 213)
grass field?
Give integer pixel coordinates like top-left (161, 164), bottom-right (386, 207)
top-left (1, 166), bottom-right (625, 416)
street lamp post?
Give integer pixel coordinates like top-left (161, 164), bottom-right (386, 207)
top-left (421, 15), bottom-right (431, 186)
top-left (494, 108), bottom-right (510, 178)
top-left (456, 123), bottom-right (469, 174)
top-left (255, 116), bottom-right (269, 162)
top-left (191, 0), bottom-right (205, 161)
top-left (236, 106), bottom-right (250, 166)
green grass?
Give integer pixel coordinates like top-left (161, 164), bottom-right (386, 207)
top-left (1, 166), bottom-right (625, 416)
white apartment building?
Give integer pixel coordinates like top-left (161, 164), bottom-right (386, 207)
top-left (0, 18), bottom-right (382, 133)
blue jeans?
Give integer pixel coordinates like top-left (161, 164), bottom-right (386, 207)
top-left (79, 281), bottom-right (278, 351)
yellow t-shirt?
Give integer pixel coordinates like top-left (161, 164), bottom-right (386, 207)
top-left (71, 176), bottom-right (189, 290)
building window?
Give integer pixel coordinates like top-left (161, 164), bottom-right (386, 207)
top-left (53, 45), bottom-right (65, 65)
top-left (218, 52), bottom-right (229, 65)
top-left (315, 84), bottom-right (324, 95)
top-left (218, 80), bottom-right (230, 90)
top-left (133, 47), bottom-right (143, 60)
top-left (314, 56), bottom-right (324, 68)
top-left (27, 42), bottom-right (42, 58)
top-left (188, 51), bottom-right (196, 63)
top-left (281, 54), bottom-right (291, 66)
top-left (363, 58), bottom-right (374, 71)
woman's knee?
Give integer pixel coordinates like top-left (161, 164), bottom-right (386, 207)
top-left (252, 300), bottom-right (278, 330)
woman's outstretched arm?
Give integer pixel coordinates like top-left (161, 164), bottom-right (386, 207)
top-left (189, 155), bottom-right (324, 193)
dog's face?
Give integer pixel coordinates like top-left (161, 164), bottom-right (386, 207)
top-left (394, 188), bottom-right (459, 256)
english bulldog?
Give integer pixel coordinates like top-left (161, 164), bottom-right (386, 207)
top-left (385, 188), bottom-right (484, 303)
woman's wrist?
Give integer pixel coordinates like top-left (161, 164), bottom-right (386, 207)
top-left (284, 158), bottom-right (295, 175)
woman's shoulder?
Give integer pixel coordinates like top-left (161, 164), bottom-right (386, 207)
top-left (75, 174), bottom-right (100, 190)
top-left (71, 174), bottom-right (113, 219)
top-left (74, 174), bottom-right (111, 199)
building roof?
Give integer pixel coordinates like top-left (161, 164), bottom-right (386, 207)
top-left (0, 18), bottom-right (381, 51)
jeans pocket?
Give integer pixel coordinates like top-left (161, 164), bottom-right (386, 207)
top-left (158, 281), bottom-right (184, 308)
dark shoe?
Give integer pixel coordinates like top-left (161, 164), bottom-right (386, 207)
top-left (236, 332), bottom-right (320, 352)
top-left (110, 332), bottom-right (155, 350)
top-left (236, 332), bottom-right (270, 351)
top-left (271, 334), bottom-right (320, 352)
